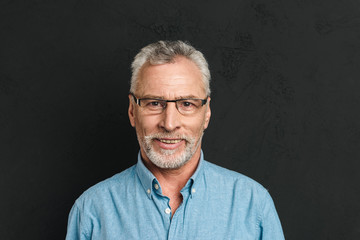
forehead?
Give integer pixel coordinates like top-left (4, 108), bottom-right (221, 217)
top-left (136, 57), bottom-right (206, 98)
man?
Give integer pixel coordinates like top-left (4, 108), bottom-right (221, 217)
top-left (66, 40), bottom-right (285, 239)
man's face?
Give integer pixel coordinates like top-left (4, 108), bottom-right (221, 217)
top-left (128, 56), bottom-right (211, 169)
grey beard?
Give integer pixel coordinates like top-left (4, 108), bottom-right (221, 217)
top-left (140, 132), bottom-right (203, 169)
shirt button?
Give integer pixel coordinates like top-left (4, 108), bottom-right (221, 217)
top-left (154, 184), bottom-right (159, 190)
top-left (192, 188), bottom-right (196, 193)
top-left (147, 189), bottom-right (151, 194)
top-left (165, 208), bottom-right (171, 215)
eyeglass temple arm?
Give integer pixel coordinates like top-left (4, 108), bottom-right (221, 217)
top-left (130, 93), bottom-right (140, 105)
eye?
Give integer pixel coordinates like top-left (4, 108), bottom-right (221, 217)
top-left (144, 100), bottom-right (165, 109)
top-left (178, 100), bottom-right (199, 111)
top-left (181, 101), bottom-right (194, 107)
top-left (149, 101), bottom-right (160, 106)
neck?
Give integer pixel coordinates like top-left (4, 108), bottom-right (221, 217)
top-left (142, 148), bottom-right (201, 192)
top-left (141, 148), bottom-right (201, 215)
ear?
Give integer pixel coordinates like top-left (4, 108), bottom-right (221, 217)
top-left (203, 97), bottom-right (211, 130)
top-left (128, 94), bottom-right (136, 127)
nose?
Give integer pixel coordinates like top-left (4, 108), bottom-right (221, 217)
top-left (159, 102), bottom-right (181, 132)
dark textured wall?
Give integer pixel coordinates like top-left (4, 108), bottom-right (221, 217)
top-left (1, 0), bottom-right (360, 239)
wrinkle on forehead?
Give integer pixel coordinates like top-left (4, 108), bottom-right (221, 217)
top-left (135, 56), bottom-right (206, 98)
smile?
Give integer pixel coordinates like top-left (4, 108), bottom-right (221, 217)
top-left (158, 139), bottom-right (182, 144)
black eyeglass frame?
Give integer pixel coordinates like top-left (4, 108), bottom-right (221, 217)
top-left (130, 92), bottom-right (208, 109)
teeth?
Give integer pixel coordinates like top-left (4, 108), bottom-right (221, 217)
top-left (159, 139), bottom-right (182, 144)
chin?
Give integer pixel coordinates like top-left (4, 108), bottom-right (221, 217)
top-left (146, 148), bottom-right (193, 169)
top-left (139, 131), bottom-right (204, 169)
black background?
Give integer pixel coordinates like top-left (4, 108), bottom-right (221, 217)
top-left (1, 0), bottom-right (360, 239)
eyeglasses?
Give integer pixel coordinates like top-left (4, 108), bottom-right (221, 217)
top-left (130, 93), bottom-right (208, 115)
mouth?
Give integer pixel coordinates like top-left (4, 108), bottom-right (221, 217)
top-left (158, 139), bottom-right (182, 144)
top-left (155, 138), bottom-right (185, 150)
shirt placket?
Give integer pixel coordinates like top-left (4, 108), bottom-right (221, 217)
top-left (167, 183), bottom-right (194, 240)
top-left (150, 180), bottom-right (173, 237)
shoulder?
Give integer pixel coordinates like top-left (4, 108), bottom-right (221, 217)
top-left (74, 165), bottom-right (136, 206)
top-left (202, 160), bottom-right (274, 220)
top-left (202, 160), bottom-right (268, 196)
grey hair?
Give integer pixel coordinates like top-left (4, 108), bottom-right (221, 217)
top-left (130, 40), bottom-right (211, 96)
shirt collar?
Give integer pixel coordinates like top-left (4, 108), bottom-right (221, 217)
top-left (187, 150), bottom-right (204, 198)
top-left (135, 152), bottom-right (156, 199)
top-left (135, 150), bottom-right (205, 199)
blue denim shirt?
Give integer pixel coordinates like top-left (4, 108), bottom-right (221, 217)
top-left (66, 152), bottom-right (285, 240)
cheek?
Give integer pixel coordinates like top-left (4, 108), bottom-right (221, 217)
top-left (135, 115), bottom-right (160, 135)
top-left (187, 116), bottom-right (207, 134)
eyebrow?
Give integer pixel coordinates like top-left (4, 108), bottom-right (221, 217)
top-left (176, 95), bottom-right (201, 99)
top-left (140, 95), bottom-right (203, 100)
top-left (140, 95), bottom-right (165, 99)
